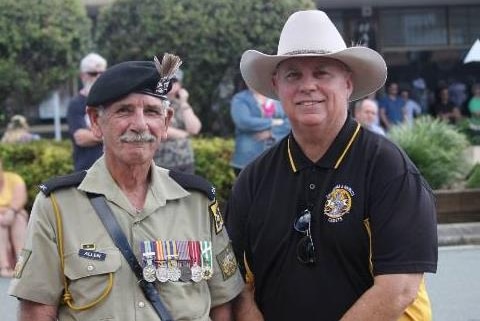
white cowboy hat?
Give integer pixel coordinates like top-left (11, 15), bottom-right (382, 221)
top-left (240, 10), bottom-right (387, 102)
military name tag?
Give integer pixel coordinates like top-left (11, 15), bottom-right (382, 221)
top-left (78, 249), bottom-right (106, 261)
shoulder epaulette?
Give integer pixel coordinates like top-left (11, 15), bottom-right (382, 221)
top-left (38, 171), bottom-right (87, 196)
top-left (169, 170), bottom-right (215, 201)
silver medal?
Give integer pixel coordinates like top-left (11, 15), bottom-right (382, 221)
top-left (156, 265), bottom-right (169, 282)
top-left (143, 264), bottom-right (156, 283)
top-left (191, 264), bottom-right (203, 282)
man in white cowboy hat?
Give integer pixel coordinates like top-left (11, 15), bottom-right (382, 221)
top-left (225, 10), bottom-right (437, 321)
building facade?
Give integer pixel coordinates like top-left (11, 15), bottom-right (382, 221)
top-left (318, 0), bottom-right (480, 108)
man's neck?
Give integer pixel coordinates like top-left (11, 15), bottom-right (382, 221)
top-left (106, 158), bottom-right (151, 211)
top-left (292, 119), bottom-right (344, 163)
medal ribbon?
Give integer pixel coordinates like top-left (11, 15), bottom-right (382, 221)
top-left (188, 241), bottom-right (200, 267)
top-left (200, 241), bottom-right (212, 270)
top-left (166, 240), bottom-right (178, 267)
top-left (177, 240), bottom-right (189, 262)
top-left (143, 240), bottom-right (155, 264)
top-left (155, 240), bottom-right (165, 264)
top-left (162, 240), bottom-right (170, 267)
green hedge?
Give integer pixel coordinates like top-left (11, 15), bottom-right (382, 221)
top-left (389, 116), bottom-right (470, 189)
top-left (0, 137), bottom-right (235, 211)
top-left (0, 140), bottom-right (74, 210)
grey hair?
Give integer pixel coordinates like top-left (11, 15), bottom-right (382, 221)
top-left (80, 53), bottom-right (107, 72)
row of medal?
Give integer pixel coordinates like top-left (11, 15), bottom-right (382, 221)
top-left (140, 240), bottom-right (212, 283)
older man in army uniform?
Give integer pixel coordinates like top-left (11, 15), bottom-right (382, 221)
top-left (9, 54), bottom-right (244, 321)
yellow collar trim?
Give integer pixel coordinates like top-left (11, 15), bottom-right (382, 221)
top-left (287, 122), bottom-right (361, 172)
top-left (334, 122), bottom-right (361, 169)
top-left (287, 136), bottom-right (297, 172)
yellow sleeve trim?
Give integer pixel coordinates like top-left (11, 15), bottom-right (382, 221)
top-left (244, 252), bottom-right (254, 285)
top-left (398, 278), bottom-right (432, 321)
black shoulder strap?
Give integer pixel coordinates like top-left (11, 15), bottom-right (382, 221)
top-left (169, 170), bottom-right (215, 201)
top-left (39, 171), bottom-right (87, 196)
top-left (87, 193), bottom-right (174, 321)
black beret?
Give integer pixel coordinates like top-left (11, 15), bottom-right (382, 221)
top-left (86, 61), bottom-right (168, 107)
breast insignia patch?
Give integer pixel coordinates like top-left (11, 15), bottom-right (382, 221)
top-left (324, 184), bottom-right (354, 223)
top-left (209, 199), bottom-right (224, 234)
top-left (216, 243), bottom-right (237, 280)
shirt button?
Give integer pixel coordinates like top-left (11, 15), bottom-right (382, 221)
top-left (309, 183), bottom-right (316, 190)
top-left (87, 264), bottom-right (95, 272)
top-left (138, 301), bottom-right (146, 308)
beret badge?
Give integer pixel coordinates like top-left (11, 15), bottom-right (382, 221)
top-left (154, 53), bottom-right (183, 96)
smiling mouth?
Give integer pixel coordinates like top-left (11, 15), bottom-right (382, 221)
top-left (296, 100), bottom-right (324, 107)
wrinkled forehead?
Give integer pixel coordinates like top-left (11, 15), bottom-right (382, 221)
top-left (104, 92), bottom-right (168, 109)
top-left (275, 56), bottom-right (351, 73)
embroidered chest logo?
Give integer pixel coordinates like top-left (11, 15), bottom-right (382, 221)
top-left (324, 184), bottom-right (354, 223)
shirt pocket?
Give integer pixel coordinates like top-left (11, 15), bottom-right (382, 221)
top-left (63, 248), bottom-right (121, 306)
top-left (159, 281), bottom-right (210, 321)
top-left (64, 247), bottom-right (121, 279)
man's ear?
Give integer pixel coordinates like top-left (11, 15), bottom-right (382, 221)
top-left (271, 74), bottom-right (278, 95)
top-left (86, 106), bottom-right (103, 139)
top-left (345, 72), bottom-right (354, 98)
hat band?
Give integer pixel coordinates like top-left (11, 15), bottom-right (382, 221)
top-left (137, 89), bottom-right (167, 100)
top-left (282, 49), bottom-right (332, 55)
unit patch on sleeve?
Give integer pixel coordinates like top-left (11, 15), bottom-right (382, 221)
top-left (216, 243), bottom-right (238, 280)
top-left (13, 249), bottom-right (32, 279)
top-left (209, 199), bottom-right (224, 234)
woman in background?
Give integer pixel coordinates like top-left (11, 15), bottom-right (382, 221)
top-left (154, 69), bottom-right (202, 173)
top-left (1, 115), bottom-right (40, 144)
top-left (230, 87), bottom-right (290, 175)
top-left (0, 158), bottom-right (28, 277)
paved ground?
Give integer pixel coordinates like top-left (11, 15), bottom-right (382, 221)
top-left (1, 222), bottom-right (480, 321)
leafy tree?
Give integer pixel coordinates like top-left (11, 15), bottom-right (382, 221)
top-left (0, 0), bottom-right (91, 115)
top-left (96, 0), bottom-right (315, 135)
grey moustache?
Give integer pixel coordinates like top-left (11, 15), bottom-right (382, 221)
top-left (120, 132), bottom-right (156, 143)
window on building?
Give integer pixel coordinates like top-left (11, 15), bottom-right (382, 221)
top-left (380, 8), bottom-right (447, 47)
top-left (449, 6), bottom-right (480, 46)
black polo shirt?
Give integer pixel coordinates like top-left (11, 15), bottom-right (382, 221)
top-left (225, 116), bottom-right (438, 321)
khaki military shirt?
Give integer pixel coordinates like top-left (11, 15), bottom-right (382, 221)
top-left (9, 157), bottom-right (244, 320)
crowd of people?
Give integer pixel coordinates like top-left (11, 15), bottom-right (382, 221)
top-left (353, 78), bottom-right (480, 136)
top-left (8, 7), bottom-right (480, 321)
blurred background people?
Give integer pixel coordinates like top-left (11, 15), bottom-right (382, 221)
top-left (0, 158), bottom-right (28, 278)
top-left (1, 115), bottom-right (40, 143)
top-left (400, 88), bottom-right (422, 125)
top-left (154, 69), bottom-right (202, 173)
top-left (67, 52), bottom-right (107, 172)
top-left (353, 98), bottom-right (385, 136)
top-left (448, 78), bottom-right (468, 114)
top-left (431, 86), bottom-right (462, 124)
top-left (230, 87), bottom-right (290, 176)
top-left (378, 82), bottom-right (405, 131)
top-left (468, 83), bottom-right (480, 129)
